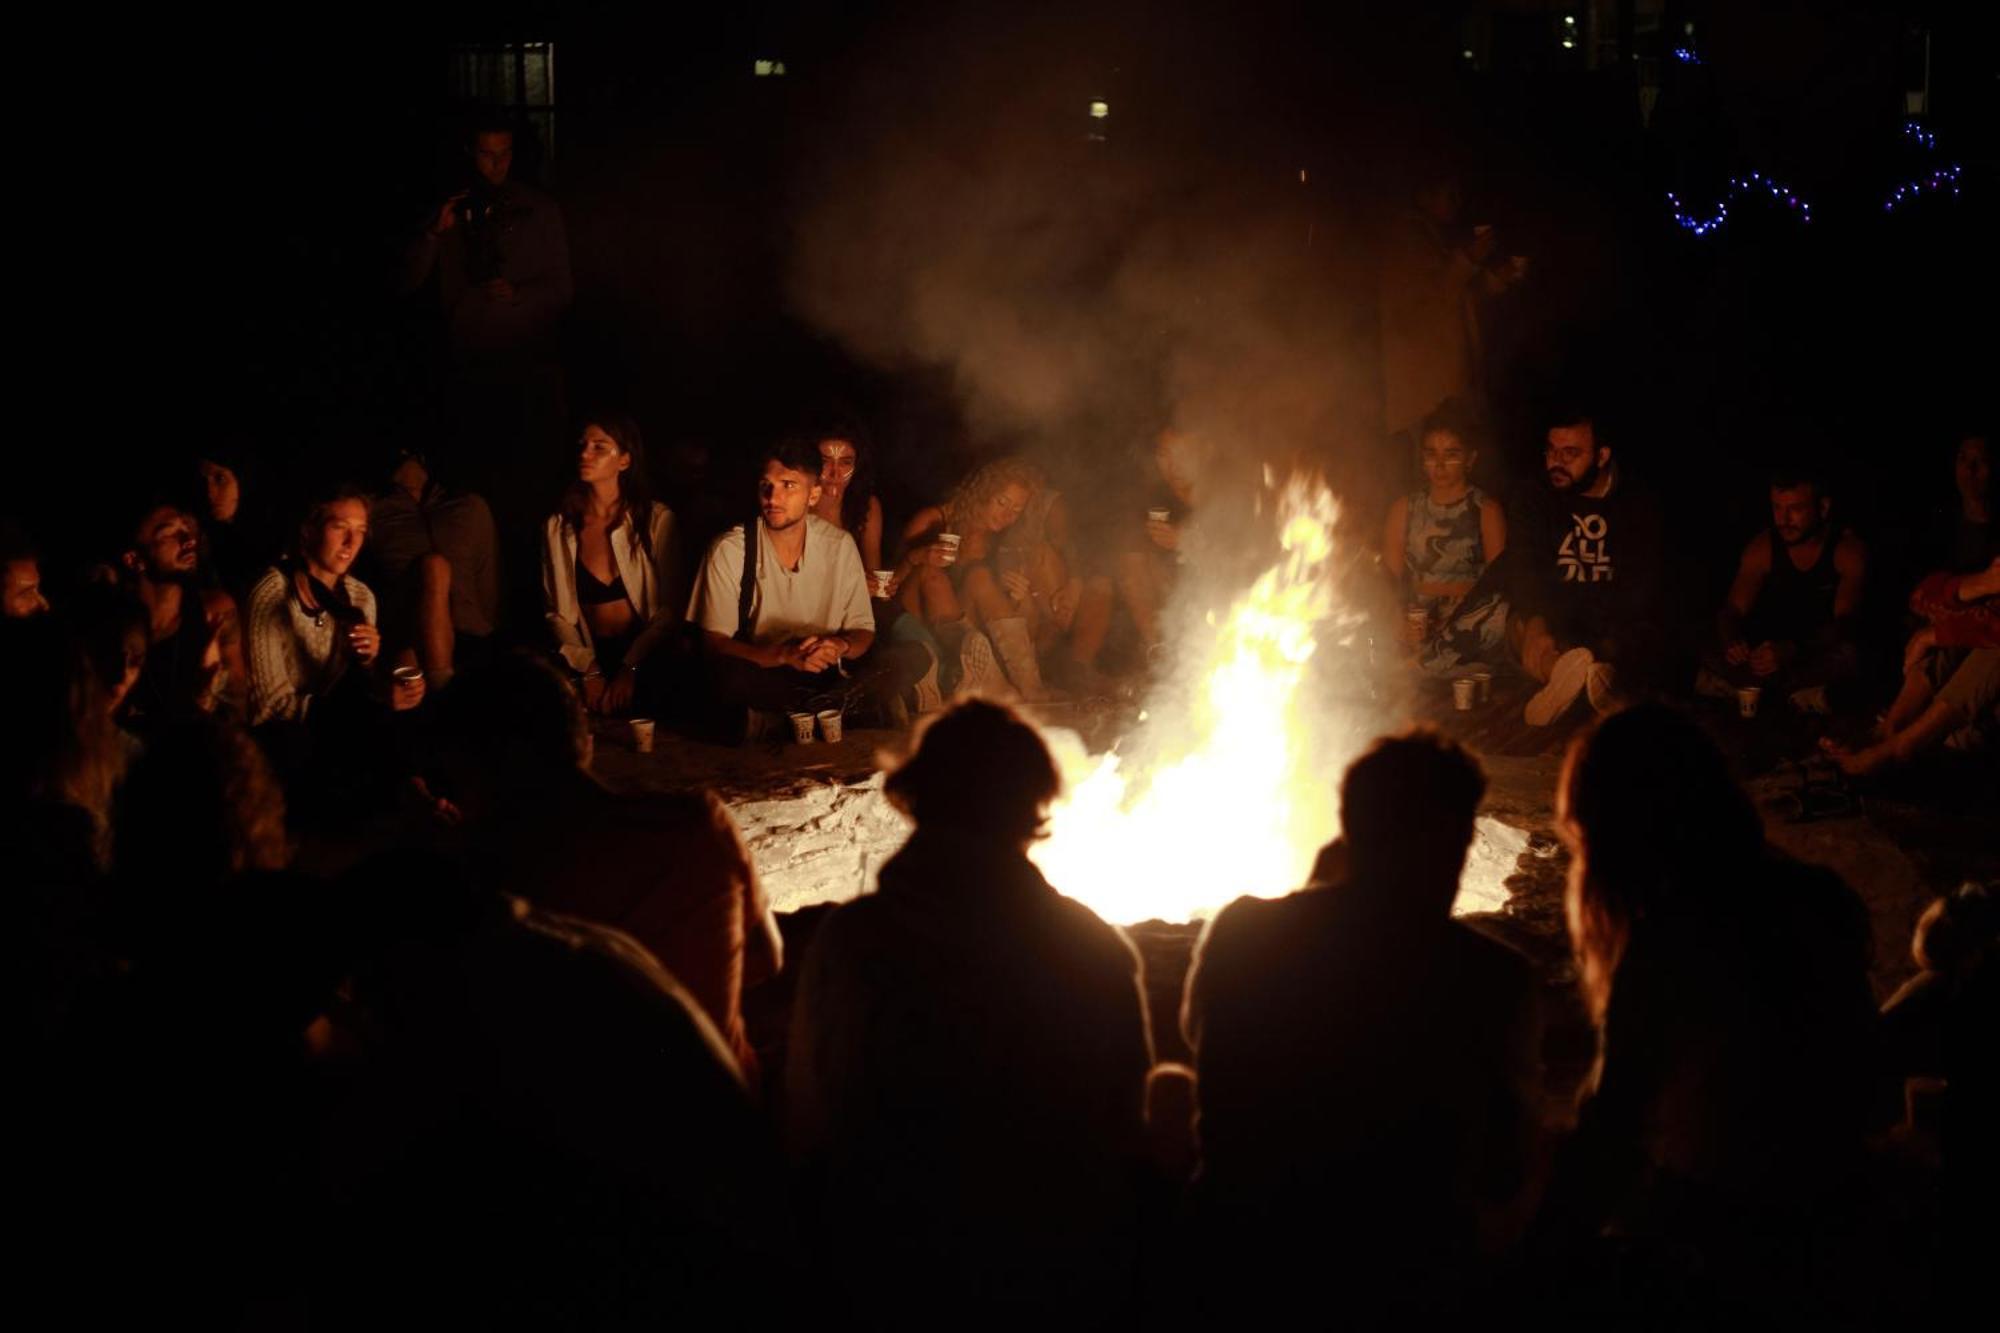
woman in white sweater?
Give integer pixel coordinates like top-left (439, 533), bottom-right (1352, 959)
top-left (542, 412), bottom-right (677, 715)
top-left (246, 486), bottom-right (425, 732)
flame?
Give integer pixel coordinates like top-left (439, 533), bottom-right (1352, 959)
top-left (1031, 473), bottom-right (1369, 924)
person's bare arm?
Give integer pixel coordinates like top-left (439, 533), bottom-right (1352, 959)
top-left (1718, 532), bottom-right (1772, 662)
top-left (200, 588), bottom-right (249, 713)
top-left (1381, 495), bottom-right (1409, 581)
top-left (1480, 496), bottom-right (1507, 565)
top-left (704, 791), bottom-right (782, 989)
top-left (1831, 532), bottom-right (1869, 626)
top-left (705, 628), bottom-right (795, 669)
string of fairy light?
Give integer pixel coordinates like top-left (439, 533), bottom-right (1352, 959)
top-left (1666, 120), bottom-right (1964, 237)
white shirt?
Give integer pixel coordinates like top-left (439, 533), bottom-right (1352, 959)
top-left (689, 516), bottom-right (873, 647)
top-left (541, 502), bottom-right (678, 674)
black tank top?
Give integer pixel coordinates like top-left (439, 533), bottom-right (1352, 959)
top-left (1756, 523), bottom-right (1844, 645)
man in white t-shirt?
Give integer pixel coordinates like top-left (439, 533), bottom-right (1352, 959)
top-left (689, 439), bottom-right (929, 738)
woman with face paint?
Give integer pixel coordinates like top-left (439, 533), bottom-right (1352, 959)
top-left (1381, 399), bottom-right (1509, 677)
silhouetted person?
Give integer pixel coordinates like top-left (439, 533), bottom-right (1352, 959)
top-left (318, 850), bottom-right (787, 1329)
top-left (787, 699), bottom-right (1153, 1327)
top-left (436, 652), bottom-right (780, 1080)
top-left (1540, 706), bottom-right (1891, 1320)
top-left (1378, 171), bottom-right (1525, 438)
top-left (1879, 881), bottom-right (1999, 1306)
top-left (1184, 728), bottom-right (1540, 1320)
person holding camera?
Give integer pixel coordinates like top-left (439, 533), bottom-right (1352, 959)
top-left (402, 117), bottom-right (572, 365)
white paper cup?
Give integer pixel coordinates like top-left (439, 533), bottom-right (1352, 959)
top-left (1147, 507), bottom-right (1171, 524)
top-left (1736, 686), bottom-right (1762, 719)
top-left (869, 569), bottom-right (895, 598)
top-left (1452, 678), bottom-right (1478, 711)
top-left (789, 711), bottom-right (818, 743)
top-left (628, 718), bottom-right (656, 753)
top-left (1470, 670), bottom-right (1493, 703)
top-left (391, 665), bottom-right (424, 686)
top-left (935, 532), bottom-right (961, 566)
top-left (816, 708), bottom-right (844, 743)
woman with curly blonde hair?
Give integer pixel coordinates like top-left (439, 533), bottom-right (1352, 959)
top-left (892, 456), bottom-right (1058, 699)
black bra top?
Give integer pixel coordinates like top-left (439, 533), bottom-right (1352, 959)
top-left (576, 558), bottom-right (627, 606)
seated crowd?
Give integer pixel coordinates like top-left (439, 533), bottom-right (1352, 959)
top-left (4, 403), bottom-right (1994, 1326)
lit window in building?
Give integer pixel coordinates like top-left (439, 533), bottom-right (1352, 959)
top-left (1089, 100), bottom-right (1110, 119)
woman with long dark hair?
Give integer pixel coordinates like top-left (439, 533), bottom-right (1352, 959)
top-left (808, 420), bottom-right (885, 573)
top-left (1541, 705), bottom-right (1890, 1316)
top-left (541, 412), bottom-right (677, 715)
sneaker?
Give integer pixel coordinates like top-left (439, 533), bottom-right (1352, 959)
top-left (1525, 647), bottom-right (1595, 727)
top-left (954, 630), bottom-right (1013, 699)
top-left (1586, 660), bottom-right (1619, 715)
top-left (911, 654), bottom-right (943, 713)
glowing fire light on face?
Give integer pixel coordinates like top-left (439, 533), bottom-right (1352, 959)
top-left (1031, 472), bottom-right (1369, 924)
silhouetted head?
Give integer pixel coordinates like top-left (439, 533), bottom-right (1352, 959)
top-left (1912, 881), bottom-right (1999, 977)
top-left (438, 651), bottom-right (591, 809)
top-left (1558, 705), bottom-right (1763, 1019)
top-left (1335, 727), bottom-right (1487, 913)
top-left (116, 720), bottom-right (289, 882)
top-left (884, 698), bottom-right (1061, 849)
top-left (0, 613), bottom-right (125, 826)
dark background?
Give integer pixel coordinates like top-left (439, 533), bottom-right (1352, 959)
top-left (21, 1), bottom-right (2000, 613)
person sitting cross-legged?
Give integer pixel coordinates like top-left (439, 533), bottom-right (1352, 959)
top-left (1823, 557), bottom-right (1999, 777)
top-left (1700, 468), bottom-right (1867, 714)
top-left (688, 437), bottom-right (928, 741)
top-left (1505, 402), bottom-right (1666, 725)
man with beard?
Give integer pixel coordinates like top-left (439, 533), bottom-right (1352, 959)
top-left (1702, 470), bottom-right (1868, 713)
top-left (117, 500), bottom-right (247, 728)
top-left (1505, 405), bottom-right (1665, 726)
top-left (689, 438), bottom-right (929, 740)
